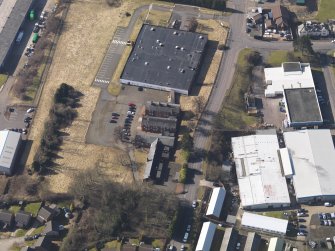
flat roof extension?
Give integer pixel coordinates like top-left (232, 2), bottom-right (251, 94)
top-left (284, 88), bottom-right (322, 125)
top-left (120, 24), bottom-right (208, 95)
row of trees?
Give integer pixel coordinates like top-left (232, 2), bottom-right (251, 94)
top-left (32, 83), bottom-right (81, 174)
top-left (61, 170), bottom-right (178, 251)
top-left (13, 11), bottom-right (62, 99)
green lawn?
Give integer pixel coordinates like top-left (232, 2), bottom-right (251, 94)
top-left (216, 49), bottom-right (258, 130)
top-left (31, 225), bottom-right (45, 235)
top-left (0, 74), bottom-right (8, 88)
top-left (267, 50), bottom-right (310, 67)
top-left (316, 0), bottom-right (335, 22)
top-left (15, 229), bottom-right (28, 237)
top-left (24, 202), bottom-right (41, 217)
top-left (258, 211), bottom-right (291, 219)
top-left (9, 205), bottom-right (21, 214)
top-left (104, 240), bottom-right (121, 250)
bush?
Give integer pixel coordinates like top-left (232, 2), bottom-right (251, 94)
top-left (179, 165), bottom-right (188, 184)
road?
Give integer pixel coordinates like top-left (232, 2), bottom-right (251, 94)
top-left (183, 0), bottom-right (335, 206)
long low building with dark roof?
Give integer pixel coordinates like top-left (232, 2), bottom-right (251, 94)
top-left (0, 0), bottom-right (33, 71)
top-left (120, 24), bottom-right (208, 95)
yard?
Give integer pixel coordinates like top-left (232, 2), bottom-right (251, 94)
top-left (316, 0), bottom-right (335, 22)
top-left (25, 0), bottom-right (142, 193)
top-left (24, 202), bottom-right (41, 217)
top-left (267, 50), bottom-right (310, 67)
top-left (216, 49), bottom-right (259, 130)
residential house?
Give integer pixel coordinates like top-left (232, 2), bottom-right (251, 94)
top-left (143, 138), bottom-right (163, 181)
top-left (0, 210), bottom-right (14, 229)
top-left (298, 21), bottom-right (330, 37)
top-left (141, 116), bottom-right (177, 135)
top-left (37, 206), bottom-right (56, 224)
top-left (15, 211), bottom-right (32, 229)
top-left (145, 101), bottom-right (180, 118)
top-left (33, 236), bottom-right (52, 251)
top-left (42, 221), bottom-right (59, 237)
top-left (269, 5), bottom-right (290, 31)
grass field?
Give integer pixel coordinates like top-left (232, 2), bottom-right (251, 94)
top-left (24, 202), bottom-right (41, 217)
top-left (267, 50), bottom-right (309, 67)
top-left (258, 210), bottom-right (292, 219)
top-left (9, 205), bottom-right (21, 214)
top-left (216, 49), bottom-right (258, 130)
top-left (316, 0), bottom-right (335, 22)
top-left (15, 229), bottom-right (28, 237)
top-left (0, 74), bottom-right (8, 88)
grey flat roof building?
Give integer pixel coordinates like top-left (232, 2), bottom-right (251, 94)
top-left (0, 130), bottom-right (21, 175)
top-left (0, 0), bottom-right (33, 71)
top-left (120, 24), bottom-right (208, 95)
top-left (284, 88), bottom-right (323, 127)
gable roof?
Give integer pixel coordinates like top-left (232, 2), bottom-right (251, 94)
top-left (43, 221), bottom-right (59, 235)
top-left (37, 206), bottom-right (54, 222)
top-left (271, 5), bottom-right (290, 28)
top-left (0, 210), bottom-right (14, 224)
top-left (15, 211), bottom-right (32, 227)
top-left (34, 236), bottom-right (51, 251)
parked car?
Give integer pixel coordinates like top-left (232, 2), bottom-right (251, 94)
top-left (186, 224), bottom-right (191, 232)
top-left (128, 103), bottom-right (136, 107)
top-left (183, 232), bottom-right (189, 243)
top-left (24, 236), bottom-right (34, 241)
top-left (325, 202), bottom-right (333, 207)
top-left (110, 120), bottom-right (117, 123)
top-left (112, 112), bottom-right (119, 116)
top-left (297, 232), bottom-right (306, 236)
top-left (180, 245), bottom-right (185, 251)
top-left (192, 201), bottom-right (197, 208)
top-left (112, 116), bottom-right (119, 120)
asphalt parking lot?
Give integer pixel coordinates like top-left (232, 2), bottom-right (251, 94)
top-left (86, 85), bottom-right (168, 147)
top-left (0, 106), bottom-right (32, 132)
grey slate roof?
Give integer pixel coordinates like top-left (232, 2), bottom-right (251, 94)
top-left (15, 211), bottom-right (32, 228)
top-left (0, 0), bottom-right (33, 69)
top-left (0, 210), bottom-right (14, 224)
top-left (145, 101), bottom-right (180, 118)
top-left (121, 24), bottom-right (207, 94)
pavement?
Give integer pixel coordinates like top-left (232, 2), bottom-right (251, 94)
top-left (0, 236), bottom-right (24, 251)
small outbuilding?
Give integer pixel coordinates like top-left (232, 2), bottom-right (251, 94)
top-left (195, 222), bottom-right (217, 251)
top-left (206, 187), bottom-right (226, 219)
top-left (37, 206), bottom-right (56, 224)
top-left (0, 130), bottom-right (22, 175)
top-left (42, 221), bottom-right (59, 237)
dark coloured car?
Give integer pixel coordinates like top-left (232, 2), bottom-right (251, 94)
top-left (254, 35), bottom-right (262, 40)
top-left (112, 113), bottom-right (119, 116)
top-left (112, 116), bottom-right (119, 120)
top-left (110, 120), bottom-right (117, 123)
top-left (24, 117), bottom-right (32, 123)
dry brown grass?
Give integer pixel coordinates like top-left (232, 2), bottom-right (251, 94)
top-left (134, 148), bottom-right (149, 180)
top-left (180, 20), bottom-right (228, 113)
top-left (26, 0), bottom-right (141, 193)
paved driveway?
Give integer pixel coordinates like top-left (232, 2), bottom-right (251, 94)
top-left (0, 237), bottom-right (24, 251)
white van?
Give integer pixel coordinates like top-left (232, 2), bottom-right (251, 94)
top-left (183, 232), bottom-right (189, 243)
top-left (325, 202), bottom-right (333, 207)
top-left (16, 31), bottom-right (24, 43)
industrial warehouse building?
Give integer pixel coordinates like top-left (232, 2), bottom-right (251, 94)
top-left (268, 238), bottom-right (285, 251)
top-left (120, 24), bottom-right (208, 95)
top-left (195, 222), bottom-right (217, 251)
top-left (284, 129), bottom-right (335, 203)
top-left (241, 212), bottom-right (288, 236)
top-left (231, 131), bottom-right (290, 209)
top-left (0, 130), bottom-right (22, 175)
top-left (0, 0), bottom-right (33, 72)
top-left (264, 62), bottom-right (323, 128)
top-left (206, 187), bottom-right (226, 219)
top-left (264, 62), bottom-right (323, 127)
top-left (244, 232), bottom-right (261, 251)
top-left (220, 228), bottom-right (238, 251)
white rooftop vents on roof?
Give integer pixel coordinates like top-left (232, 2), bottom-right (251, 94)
top-left (231, 133), bottom-right (290, 209)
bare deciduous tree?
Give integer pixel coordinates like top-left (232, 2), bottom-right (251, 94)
top-left (192, 96), bottom-right (206, 115)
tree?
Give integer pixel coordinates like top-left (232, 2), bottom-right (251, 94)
top-left (192, 96), bottom-right (206, 115)
top-left (293, 36), bottom-right (314, 56)
top-left (245, 51), bottom-right (262, 66)
top-left (106, 0), bottom-right (122, 7)
top-left (180, 131), bottom-right (193, 152)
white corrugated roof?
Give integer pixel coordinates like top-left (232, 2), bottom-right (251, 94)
top-left (279, 148), bottom-right (293, 177)
top-left (241, 212), bottom-right (288, 235)
top-left (264, 62), bottom-right (314, 97)
top-left (268, 238), bottom-right (285, 251)
top-left (284, 129), bottom-right (335, 200)
top-left (231, 134), bottom-right (290, 208)
top-left (206, 187), bottom-right (226, 218)
top-left (0, 130), bottom-right (21, 169)
top-left (195, 222), bottom-right (216, 251)
top-left (143, 138), bottom-right (159, 179)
